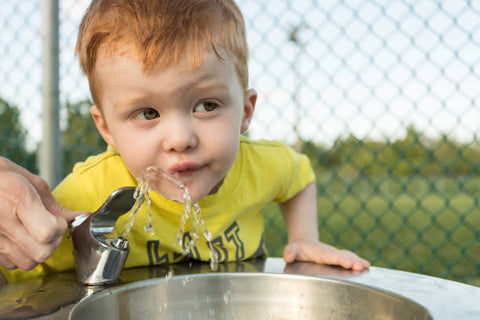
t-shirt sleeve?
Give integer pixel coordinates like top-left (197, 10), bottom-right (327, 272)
top-left (274, 143), bottom-right (316, 203)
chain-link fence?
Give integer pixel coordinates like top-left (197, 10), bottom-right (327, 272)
top-left (1, 0), bottom-right (479, 286)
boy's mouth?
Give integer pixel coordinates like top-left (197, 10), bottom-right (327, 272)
top-left (167, 162), bottom-right (203, 178)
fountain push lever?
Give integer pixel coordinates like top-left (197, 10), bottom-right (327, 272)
top-left (69, 187), bottom-right (136, 285)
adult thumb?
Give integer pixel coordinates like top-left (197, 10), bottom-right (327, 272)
top-left (43, 197), bottom-right (84, 223)
top-left (38, 186), bottom-right (84, 223)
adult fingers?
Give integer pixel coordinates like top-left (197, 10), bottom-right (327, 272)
top-left (0, 157), bottom-right (62, 218)
top-left (0, 255), bottom-right (16, 270)
top-left (0, 171), bottom-right (67, 269)
top-left (0, 171), bottom-right (67, 244)
top-left (0, 224), bottom-right (65, 271)
top-left (0, 235), bottom-right (38, 271)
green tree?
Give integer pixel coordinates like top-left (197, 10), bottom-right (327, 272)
top-left (62, 100), bottom-right (107, 176)
top-left (294, 124), bottom-right (480, 179)
top-left (0, 98), bottom-right (37, 172)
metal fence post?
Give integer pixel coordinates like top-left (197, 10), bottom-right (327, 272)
top-left (40, 0), bottom-right (61, 187)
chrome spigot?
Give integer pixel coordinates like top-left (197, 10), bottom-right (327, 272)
top-left (69, 187), bottom-right (136, 285)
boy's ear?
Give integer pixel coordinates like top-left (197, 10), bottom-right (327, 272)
top-left (241, 89), bottom-right (257, 134)
top-left (90, 105), bottom-right (118, 149)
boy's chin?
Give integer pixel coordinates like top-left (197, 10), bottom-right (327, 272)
top-left (179, 189), bottom-right (212, 204)
top-left (151, 186), bottom-right (209, 204)
top-left (154, 188), bottom-right (184, 203)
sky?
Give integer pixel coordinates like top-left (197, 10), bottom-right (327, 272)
top-left (1, 0), bottom-right (480, 148)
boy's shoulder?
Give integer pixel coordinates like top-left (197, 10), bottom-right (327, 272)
top-left (236, 136), bottom-right (315, 203)
top-left (239, 136), bottom-right (296, 161)
top-left (239, 136), bottom-right (288, 152)
top-left (71, 146), bottom-right (123, 175)
top-left (54, 146), bottom-right (134, 212)
top-left (237, 136), bottom-right (303, 177)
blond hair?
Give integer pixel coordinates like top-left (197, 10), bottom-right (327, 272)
top-left (75, 0), bottom-right (249, 104)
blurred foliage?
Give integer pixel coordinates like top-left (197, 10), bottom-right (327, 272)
top-left (61, 99), bottom-right (107, 176)
top-left (300, 125), bottom-right (480, 178)
top-left (0, 98), bottom-right (37, 172)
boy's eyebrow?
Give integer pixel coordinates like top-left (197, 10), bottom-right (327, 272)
top-left (113, 95), bottom-right (151, 109)
top-left (191, 78), bottom-right (229, 91)
top-left (112, 79), bottom-right (229, 110)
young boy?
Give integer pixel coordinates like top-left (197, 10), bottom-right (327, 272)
top-left (0, 0), bottom-right (368, 283)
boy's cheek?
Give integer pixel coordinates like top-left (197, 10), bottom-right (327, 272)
top-left (118, 148), bottom-right (154, 178)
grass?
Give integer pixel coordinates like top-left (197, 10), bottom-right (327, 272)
top-left (263, 174), bottom-right (480, 286)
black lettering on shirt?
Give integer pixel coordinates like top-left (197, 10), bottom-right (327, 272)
top-left (182, 232), bottom-right (201, 259)
top-left (145, 221), bottom-right (252, 264)
top-left (210, 236), bottom-right (229, 262)
top-left (224, 221), bottom-right (245, 260)
top-left (146, 240), bottom-right (169, 265)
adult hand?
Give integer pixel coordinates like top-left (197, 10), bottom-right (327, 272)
top-left (0, 157), bottom-right (79, 271)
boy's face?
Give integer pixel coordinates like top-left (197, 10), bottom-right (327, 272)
top-left (90, 49), bottom-right (256, 203)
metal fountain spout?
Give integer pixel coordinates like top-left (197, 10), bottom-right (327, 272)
top-left (69, 187), bottom-right (137, 286)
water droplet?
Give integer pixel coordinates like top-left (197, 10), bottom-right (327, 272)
top-left (165, 267), bottom-right (174, 280)
top-left (208, 308), bottom-right (216, 316)
top-left (223, 290), bottom-right (232, 305)
top-left (182, 276), bottom-right (194, 286)
top-left (144, 222), bottom-right (154, 236)
top-left (203, 230), bottom-right (213, 241)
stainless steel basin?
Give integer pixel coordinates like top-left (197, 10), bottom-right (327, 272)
top-left (69, 273), bottom-right (433, 319)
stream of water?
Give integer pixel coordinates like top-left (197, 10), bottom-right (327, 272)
top-left (119, 166), bottom-right (218, 270)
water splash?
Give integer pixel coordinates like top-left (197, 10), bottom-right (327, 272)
top-left (168, 172), bottom-right (219, 271)
top-left (120, 166), bottom-right (218, 270)
top-left (118, 168), bottom-right (157, 239)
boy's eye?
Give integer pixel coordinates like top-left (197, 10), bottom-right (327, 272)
top-left (135, 108), bottom-right (159, 120)
top-left (194, 101), bottom-right (218, 112)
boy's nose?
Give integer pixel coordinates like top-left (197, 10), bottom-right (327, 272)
top-left (161, 118), bottom-right (198, 152)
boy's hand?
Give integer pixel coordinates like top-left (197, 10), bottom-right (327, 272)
top-left (0, 157), bottom-right (80, 271)
top-left (283, 239), bottom-right (370, 271)
top-left (280, 183), bottom-right (370, 272)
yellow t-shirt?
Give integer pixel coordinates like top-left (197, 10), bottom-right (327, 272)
top-left (1, 137), bottom-right (315, 283)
